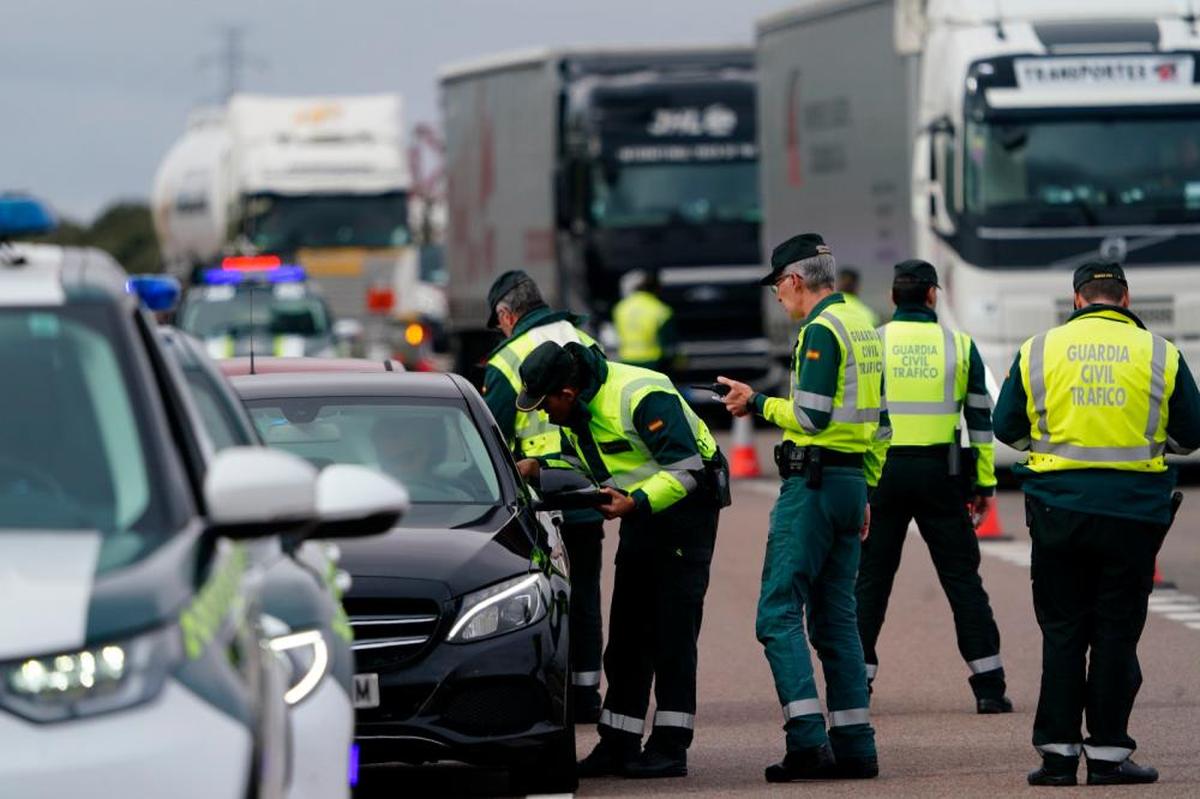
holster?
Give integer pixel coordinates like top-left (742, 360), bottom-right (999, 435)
top-left (703, 451), bottom-right (733, 509)
top-left (774, 441), bottom-right (823, 489)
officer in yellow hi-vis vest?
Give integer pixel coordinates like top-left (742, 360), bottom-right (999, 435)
top-left (995, 261), bottom-right (1200, 787)
top-left (613, 270), bottom-right (677, 373)
top-left (480, 270), bottom-right (608, 721)
top-left (856, 259), bottom-right (1012, 715)
top-left (514, 340), bottom-right (729, 780)
top-left (719, 233), bottom-right (884, 782)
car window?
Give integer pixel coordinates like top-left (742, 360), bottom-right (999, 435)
top-left (184, 372), bottom-right (242, 451)
top-left (245, 396), bottom-right (502, 527)
top-left (0, 306), bottom-right (170, 565)
top-left (179, 284), bottom-right (330, 339)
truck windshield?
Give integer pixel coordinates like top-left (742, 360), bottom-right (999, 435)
top-left (244, 192), bottom-right (410, 250)
top-left (591, 161), bottom-right (760, 228)
top-left (964, 116), bottom-right (1200, 226)
top-left (180, 285), bottom-right (331, 339)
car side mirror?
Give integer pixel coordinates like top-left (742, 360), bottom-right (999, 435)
top-left (311, 464), bottom-right (410, 539)
top-left (533, 467), bottom-right (609, 512)
top-left (205, 447), bottom-right (318, 539)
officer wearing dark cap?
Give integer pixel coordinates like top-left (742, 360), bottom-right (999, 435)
top-left (480, 269), bottom-right (608, 721)
top-left (718, 233), bottom-right (884, 782)
top-left (856, 259), bottom-right (1012, 714)
top-left (516, 340), bottom-right (728, 779)
top-left (995, 261), bottom-right (1200, 786)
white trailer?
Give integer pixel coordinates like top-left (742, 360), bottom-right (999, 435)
top-left (757, 0), bottom-right (1200, 462)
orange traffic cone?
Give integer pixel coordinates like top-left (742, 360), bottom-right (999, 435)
top-left (1153, 561), bottom-right (1176, 591)
top-left (975, 498), bottom-right (1013, 541)
top-left (728, 413), bottom-right (762, 479)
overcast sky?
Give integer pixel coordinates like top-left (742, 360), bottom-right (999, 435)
top-left (3, 0), bottom-right (795, 220)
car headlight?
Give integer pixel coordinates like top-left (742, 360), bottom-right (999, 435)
top-left (0, 625), bottom-right (179, 722)
top-left (269, 629), bottom-right (329, 705)
top-left (446, 573), bottom-right (549, 644)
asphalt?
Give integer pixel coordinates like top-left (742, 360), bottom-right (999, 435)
top-left (359, 429), bottom-right (1200, 797)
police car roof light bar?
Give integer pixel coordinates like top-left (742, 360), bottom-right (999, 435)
top-left (222, 254), bottom-right (282, 271)
top-left (126, 275), bottom-right (182, 313)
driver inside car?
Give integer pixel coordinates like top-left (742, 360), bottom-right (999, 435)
top-left (372, 416), bottom-right (473, 503)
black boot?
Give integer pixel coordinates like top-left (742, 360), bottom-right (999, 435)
top-left (624, 747), bottom-right (687, 779)
top-left (572, 688), bottom-right (602, 725)
top-left (1087, 758), bottom-right (1158, 786)
top-left (829, 755), bottom-right (879, 779)
top-left (1027, 753), bottom-right (1079, 786)
top-left (577, 738), bottom-right (639, 778)
top-left (977, 696), bottom-right (1014, 714)
top-left (765, 743), bottom-right (836, 783)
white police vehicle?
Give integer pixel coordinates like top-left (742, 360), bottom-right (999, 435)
top-left (0, 196), bottom-right (406, 797)
top-left (175, 256), bottom-right (341, 360)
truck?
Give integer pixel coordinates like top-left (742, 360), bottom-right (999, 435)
top-left (152, 94), bottom-right (447, 363)
top-left (439, 47), bottom-right (770, 386)
top-left (757, 0), bottom-right (1200, 460)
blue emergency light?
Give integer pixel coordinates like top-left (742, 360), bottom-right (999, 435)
top-left (126, 275), bottom-right (182, 313)
top-left (0, 195), bottom-right (57, 239)
top-left (200, 259), bottom-right (307, 286)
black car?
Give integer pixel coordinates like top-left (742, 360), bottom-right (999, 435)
top-left (231, 372), bottom-right (586, 794)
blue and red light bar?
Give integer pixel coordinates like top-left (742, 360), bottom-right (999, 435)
top-left (222, 255), bottom-right (282, 271)
top-left (201, 259), bottom-right (306, 286)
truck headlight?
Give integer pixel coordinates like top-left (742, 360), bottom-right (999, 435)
top-left (0, 626), bottom-right (179, 722)
top-left (446, 574), bottom-right (548, 643)
top-left (269, 629), bottom-right (329, 705)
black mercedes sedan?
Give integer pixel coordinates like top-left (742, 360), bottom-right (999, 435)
top-left (231, 371), bottom-right (582, 794)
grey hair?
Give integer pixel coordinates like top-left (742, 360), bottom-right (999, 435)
top-left (496, 278), bottom-right (546, 319)
top-left (783, 253), bottom-right (837, 291)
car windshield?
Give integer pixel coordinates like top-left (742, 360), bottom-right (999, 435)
top-left (244, 396), bottom-right (502, 528)
top-left (964, 116), bottom-right (1200, 227)
top-left (591, 161), bottom-right (760, 228)
top-left (0, 306), bottom-right (170, 565)
top-left (244, 192), bottom-right (410, 250)
top-left (179, 283), bottom-right (330, 339)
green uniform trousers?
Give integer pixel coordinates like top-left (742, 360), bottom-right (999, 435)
top-left (756, 469), bottom-right (876, 757)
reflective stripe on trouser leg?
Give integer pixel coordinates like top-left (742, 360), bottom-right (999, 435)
top-left (599, 709), bottom-right (645, 735)
top-left (572, 670), bottom-right (601, 687)
top-left (968, 655), bottom-right (1003, 674)
top-left (1037, 743), bottom-right (1082, 758)
top-left (1083, 745), bottom-right (1133, 763)
top-left (865, 663), bottom-right (877, 680)
top-left (782, 698), bottom-right (823, 722)
top-left (653, 710), bottom-right (695, 730)
top-left (828, 708), bottom-right (870, 728)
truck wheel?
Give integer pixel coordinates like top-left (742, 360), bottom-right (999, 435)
top-left (509, 727), bottom-right (578, 795)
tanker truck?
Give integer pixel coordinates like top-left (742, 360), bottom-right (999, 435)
top-left (757, 0), bottom-right (1200, 462)
top-left (152, 94), bottom-right (447, 363)
top-left (439, 47), bottom-right (772, 389)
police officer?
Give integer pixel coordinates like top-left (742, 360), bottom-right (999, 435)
top-left (514, 340), bottom-right (728, 779)
top-left (612, 269), bottom-right (677, 373)
top-left (856, 259), bottom-right (1012, 713)
top-left (836, 267), bottom-right (880, 327)
top-left (995, 262), bottom-right (1200, 786)
top-left (719, 233), bottom-right (883, 782)
top-left (480, 270), bottom-right (607, 722)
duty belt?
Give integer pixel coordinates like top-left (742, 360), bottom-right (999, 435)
top-left (887, 444), bottom-right (951, 458)
top-left (774, 441), bottom-right (863, 488)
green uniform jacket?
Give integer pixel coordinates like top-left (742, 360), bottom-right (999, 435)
top-left (994, 304), bottom-right (1200, 524)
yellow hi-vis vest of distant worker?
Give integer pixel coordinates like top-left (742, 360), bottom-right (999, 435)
top-left (562, 362), bottom-right (718, 513)
top-left (613, 291), bottom-right (672, 364)
top-left (764, 302), bottom-right (883, 452)
top-left (488, 321), bottom-right (599, 458)
top-left (1018, 308), bottom-right (1178, 473)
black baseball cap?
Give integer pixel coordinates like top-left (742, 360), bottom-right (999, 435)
top-left (486, 270), bottom-right (539, 329)
top-left (892, 259), bottom-right (940, 287)
top-left (1073, 260), bottom-right (1127, 292)
top-left (759, 233), bottom-right (832, 286)
top-left (516, 341), bottom-right (575, 412)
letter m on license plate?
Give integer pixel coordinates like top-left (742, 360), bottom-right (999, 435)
top-left (353, 673), bottom-right (380, 709)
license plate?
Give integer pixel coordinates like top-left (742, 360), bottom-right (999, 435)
top-left (352, 673), bottom-right (380, 709)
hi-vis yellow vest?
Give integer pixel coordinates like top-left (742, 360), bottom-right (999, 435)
top-left (782, 301), bottom-right (883, 452)
top-left (564, 362), bottom-right (717, 513)
top-left (613, 291), bottom-right (672, 364)
top-left (880, 321), bottom-right (970, 446)
top-left (488, 320), bottom-right (598, 458)
top-left (1018, 308), bottom-right (1178, 473)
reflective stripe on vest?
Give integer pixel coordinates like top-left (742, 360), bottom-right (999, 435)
top-left (488, 320), bottom-right (595, 457)
top-left (1020, 310), bottom-right (1176, 472)
top-left (880, 321), bottom-right (969, 446)
top-left (781, 302), bottom-right (883, 452)
top-left (614, 291), bottom-right (672, 363)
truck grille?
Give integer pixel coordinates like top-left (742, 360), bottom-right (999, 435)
top-left (346, 597), bottom-right (442, 669)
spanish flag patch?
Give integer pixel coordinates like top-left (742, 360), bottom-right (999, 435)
top-left (806, 349), bottom-right (822, 360)
top-left (648, 418), bottom-right (665, 432)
